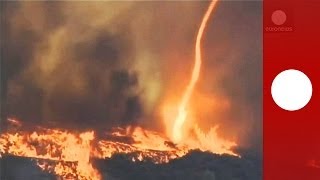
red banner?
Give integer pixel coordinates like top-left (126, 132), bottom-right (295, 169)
top-left (264, 0), bottom-right (320, 179)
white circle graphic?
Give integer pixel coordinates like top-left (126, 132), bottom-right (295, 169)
top-left (271, 69), bottom-right (312, 111)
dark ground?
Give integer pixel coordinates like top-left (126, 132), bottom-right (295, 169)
top-left (0, 150), bottom-right (261, 180)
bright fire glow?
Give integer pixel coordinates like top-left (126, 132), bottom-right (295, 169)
top-left (172, 0), bottom-right (219, 143)
top-left (0, 124), bottom-right (100, 180)
top-left (0, 118), bottom-right (237, 179)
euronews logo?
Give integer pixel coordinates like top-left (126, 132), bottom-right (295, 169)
top-left (265, 10), bottom-right (293, 32)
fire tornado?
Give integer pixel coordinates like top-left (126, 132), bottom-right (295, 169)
top-left (0, 1), bottom-right (239, 179)
top-left (172, 0), bottom-right (219, 143)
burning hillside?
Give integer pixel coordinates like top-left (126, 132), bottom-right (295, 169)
top-left (0, 117), bottom-right (237, 179)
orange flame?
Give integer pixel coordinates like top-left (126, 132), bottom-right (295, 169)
top-left (0, 127), bottom-right (100, 180)
top-left (172, 0), bottom-right (219, 143)
top-left (0, 118), bottom-right (237, 179)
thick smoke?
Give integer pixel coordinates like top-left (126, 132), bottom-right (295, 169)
top-left (201, 2), bottom-right (262, 153)
top-left (1, 1), bottom-right (261, 155)
top-left (1, 1), bottom-right (142, 128)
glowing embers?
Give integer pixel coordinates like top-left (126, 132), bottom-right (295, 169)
top-left (0, 125), bottom-right (100, 180)
top-left (0, 118), bottom-right (237, 179)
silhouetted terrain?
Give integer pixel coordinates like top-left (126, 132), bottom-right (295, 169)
top-left (1, 151), bottom-right (261, 180)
